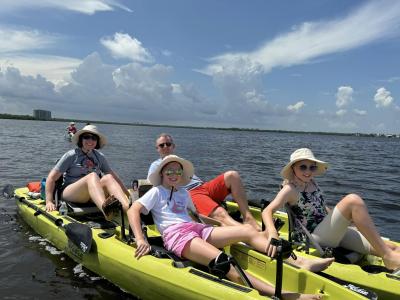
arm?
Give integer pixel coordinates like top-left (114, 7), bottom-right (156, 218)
top-left (127, 201), bottom-right (151, 259)
top-left (45, 169), bottom-right (63, 212)
top-left (261, 184), bottom-right (295, 257)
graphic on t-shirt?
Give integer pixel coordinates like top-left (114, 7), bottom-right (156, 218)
top-left (79, 156), bottom-right (99, 174)
top-left (170, 196), bottom-right (185, 213)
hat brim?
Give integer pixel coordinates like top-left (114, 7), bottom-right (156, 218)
top-left (149, 155), bottom-right (194, 187)
top-left (72, 127), bottom-right (107, 149)
top-left (281, 158), bottom-right (328, 179)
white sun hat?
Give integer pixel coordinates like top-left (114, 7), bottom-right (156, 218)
top-left (149, 155), bottom-right (194, 186)
top-left (280, 148), bottom-right (328, 179)
top-left (72, 124), bottom-right (108, 149)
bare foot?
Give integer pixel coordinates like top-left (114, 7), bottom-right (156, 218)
top-left (289, 256), bottom-right (334, 272)
top-left (282, 292), bottom-right (322, 300)
top-left (243, 215), bottom-right (262, 232)
top-left (383, 251), bottom-right (400, 270)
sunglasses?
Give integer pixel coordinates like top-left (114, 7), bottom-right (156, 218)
top-left (164, 169), bottom-right (183, 176)
top-left (298, 164), bottom-right (318, 172)
top-left (82, 134), bottom-right (98, 141)
top-left (158, 142), bottom-right (173, 148)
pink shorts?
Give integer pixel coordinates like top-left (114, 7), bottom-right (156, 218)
top-left (189, 173), bottom-right (230, 216)
top-left (162, 222), bottom-right (214, 258)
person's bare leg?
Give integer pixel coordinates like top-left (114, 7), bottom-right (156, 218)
top-left (62, 172), bottom-right (106, 209)
top-left (208, 224), bottom-right (334, 272)
top-left (337, 194), bottom-right (400, 270)
top-left (224, 171), bottom-right (261, 231)
top-left (209, 206), bottom-right (243, 226)
top-left (100, 174), bottom-right (129, 210)
top-left (183, 238), bottom-right (321, 299)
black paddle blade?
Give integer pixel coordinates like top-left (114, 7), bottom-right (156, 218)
top-left (2, 184), bottom-right (15, 198)
top-left (64, 222), bottom-right (93, 253)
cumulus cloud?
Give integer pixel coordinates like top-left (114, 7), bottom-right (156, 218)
top-left (354, 109), bottom-right (367, 115)
top-left (287, 101), bottom-right (305, 113)
top-left (374, 87), bottom-right (393, 107)
top-left (0, 0), bottom-right (132, 15)
top-left (336, 86), bottom-right (353, 108)
top-left (101, 33), bottom-right (153, 63)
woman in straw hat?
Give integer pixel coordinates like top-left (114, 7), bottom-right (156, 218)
top-left (262, 148), bottom-right (400, 271)
top-left (45, 124), bottom-right (130, 220)
top-left (128, 154), bottom-right (334, 300)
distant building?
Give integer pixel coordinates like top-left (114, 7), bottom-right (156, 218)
top-left (33, 109), bottom-right (51, 120)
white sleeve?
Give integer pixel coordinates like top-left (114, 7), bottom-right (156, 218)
top-left (137, 187), bottom-right (159, 215)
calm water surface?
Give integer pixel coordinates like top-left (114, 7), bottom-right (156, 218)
top-left (0, 119), bottom-right (399, 299)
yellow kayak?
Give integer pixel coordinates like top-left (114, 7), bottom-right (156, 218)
top-left (14, 187), bottom-right (375, 299)
top-left (226, 200), bottom-right (400, 300)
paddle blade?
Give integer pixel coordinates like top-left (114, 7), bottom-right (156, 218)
top-left (65, 223), bottom-right (93, 253)
top-left (2, 184), bottom-right (15, 198)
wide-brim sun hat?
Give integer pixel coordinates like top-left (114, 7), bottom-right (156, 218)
top-left (72, 124), bottom-right (108, 149)
top-left (149, 155), bottom-right (194, 187)
top-left (281, 148), bottom-right (328, 179)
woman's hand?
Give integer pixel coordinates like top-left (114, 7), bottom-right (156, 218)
top-left (46, 201), bottom-right (56, 212)
top-left (135, 239), bottom-right (151, 259)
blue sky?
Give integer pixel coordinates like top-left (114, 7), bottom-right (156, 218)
top-left (0, 0), bottom-right (399, 133)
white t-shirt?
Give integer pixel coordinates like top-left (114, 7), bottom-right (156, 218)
top-left (138, 185), bottom-right (196, 234)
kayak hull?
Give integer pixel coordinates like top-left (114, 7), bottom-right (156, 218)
top-left (14, 187), bottom-right (369, 299)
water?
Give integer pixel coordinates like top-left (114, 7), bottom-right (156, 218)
top-left (1, 119), bottom-right (399, 299)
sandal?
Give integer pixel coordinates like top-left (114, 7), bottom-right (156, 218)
top-left (102, 195), bottom-right (121, 221)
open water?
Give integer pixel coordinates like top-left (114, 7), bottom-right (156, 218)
top-left (0, 119), bottom-right (399, 299)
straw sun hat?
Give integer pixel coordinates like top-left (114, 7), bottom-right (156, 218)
top-left (149, 155), bottom-right (194, 186)
top-left (280, 148), bottom-right (328, 179)
top-left (72, 124), bottom-right (108, 149)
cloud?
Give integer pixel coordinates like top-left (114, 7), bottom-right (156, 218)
top-left (374, 87), bottom-right (393, 107)
top-left (201, 0), bottom-right (400, 77)
top-left (101, 32), bottom-right (154, 63)
top-left (0, 0), bottom-right (132, 15)
top-left (0, 26), bottom-right (59, 54)
top-left (354, 109), bottom-right (367, 115)
top-left (0, 55), bottom-right (81, 88)
top-left (336, 86), bottom-right (353, 108)
top-left (287, 101), bottom-right (305, 113)
top-left (336, 109), bottom-right (347, 116)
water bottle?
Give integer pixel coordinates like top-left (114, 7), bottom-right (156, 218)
top-left (59, 201), bottom-right (68, 216)
top-left (40, 178), bottom-right (46, 200)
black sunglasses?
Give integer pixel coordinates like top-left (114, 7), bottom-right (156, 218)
top-left (298, 164), bottom-right (318, 172)
top-left (158, 142), bottom-right (173, 148)
top-left (82, 134), bottom-right (98, 141)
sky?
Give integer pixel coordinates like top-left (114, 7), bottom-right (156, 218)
top-left (1, 0), bottom-right (400, 134)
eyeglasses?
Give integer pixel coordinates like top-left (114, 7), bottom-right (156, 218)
top-left (82, 134), bottom-right (98, 141)
top-left (164, 169), bottom-right (183, 176)
top-left (298, 164), bottom-right (318, 172)
top-left (158, 142), bottom-right (173, 148)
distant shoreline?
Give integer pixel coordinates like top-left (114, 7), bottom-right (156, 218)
top-left (0, 112), bottom-right (396, 138)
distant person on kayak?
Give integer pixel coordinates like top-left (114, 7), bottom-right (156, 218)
top-left (147, 133), bottom-right (261, 231)
top-left (262, 148), bottom-right (400, 271)
top-left (67, 122), bottom-right (77, 135)
top-left (129, 154), bottom-right (332, 300)
top-left (45, 124), bottom-right (130, 220)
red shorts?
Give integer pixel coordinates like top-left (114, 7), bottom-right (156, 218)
top-left (189, 173), bottom-right (230, 216)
